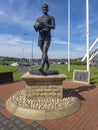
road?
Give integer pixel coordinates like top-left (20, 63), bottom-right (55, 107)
top-left (15, 66), bottom-right (30, 74)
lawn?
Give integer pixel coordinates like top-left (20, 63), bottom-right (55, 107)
top-left (50, 64), bottom-right (98, 84)
top-left (50, 64), bottom-right (86, 80)
top-left (32, 64), bottom-right (98, 84)
top-left (13, 73), bottom-right (24, 81)
top-left (0, 65), bottom-right (98, 84)
top-left (0, 65), bottom-right (19, 72)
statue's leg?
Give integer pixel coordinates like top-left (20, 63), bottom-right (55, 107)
top-left (45, 55), bottom-right (50, 70)
top-left (40, 41), bottom-right (50, 72)
top-left (45, 39), bottom-right (51, 70)
top-left (39, 43), bottom-right (44, 73)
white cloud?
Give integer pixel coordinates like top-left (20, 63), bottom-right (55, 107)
top-left (0, 33), bottom-right (86, 59)
top-left (0, 33), bottom-right (41, 58)
top-left (0, 10), bottom-right (7, 17)
top-left (52, 40), bottom-right (68, 45)
top-left (0, 1), bottom-right (36, 29)
top-left (52, 38), bottom-right (86, 52)
top-left (2, 12), bottom-right (34, 29)
top-left (49, 50), bottom-right (68, 59)
top-left (71, 43), bottom-right (86, 50)
top-left (0, 34), bottom-right (31, 46)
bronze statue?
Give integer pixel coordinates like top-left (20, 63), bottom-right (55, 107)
top-left (34, 3), bottom-right (55, 73)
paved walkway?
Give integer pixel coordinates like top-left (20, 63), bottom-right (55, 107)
top-left (0, 80), bottom-right (98, 130)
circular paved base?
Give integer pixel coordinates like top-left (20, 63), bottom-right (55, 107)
top-left (6, 90), bottom-right (81, 120)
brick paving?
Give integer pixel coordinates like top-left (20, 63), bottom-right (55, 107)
top-left (0, 80), bottom-right (98, 130)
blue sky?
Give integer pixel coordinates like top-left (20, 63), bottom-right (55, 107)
top-left (0, 0), bottom-right (98, 59)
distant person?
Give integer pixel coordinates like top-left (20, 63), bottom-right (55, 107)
top-left (93, 60), bottom-right (97, 67)
top-left (34, 3), bottom-right (55, 73)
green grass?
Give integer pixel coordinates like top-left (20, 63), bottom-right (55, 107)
top-left (90, 66), bottom-right (98, 84)
top-left (13, 73), bottom-right (24, 81)
top-left (50, 64), bottom-right (98, 84)
top-left (0, 65), bottom-right (98, 84)
top-left (0, 65), bottom-right (19, 72)
top-left (50, 64), bottom-right (86, 79)
top-left (32, 64), bottom-right (98, 84)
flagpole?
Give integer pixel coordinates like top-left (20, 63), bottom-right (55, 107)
top-left (86, 0), bottom-right (90, 71)
top-left (68, 0), bottom-right (70, 72)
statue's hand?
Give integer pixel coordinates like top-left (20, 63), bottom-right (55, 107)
top-left (41, 24), bottom-right (49, 31)
top-left (34, 21), bottom-right (45, 32)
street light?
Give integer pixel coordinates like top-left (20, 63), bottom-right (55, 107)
top-left (31, 36), bottom-right (34, 66)
top-left (23, 48), bottom-right (24, 61)
top-left (23, 33), bottom-right (34, 67)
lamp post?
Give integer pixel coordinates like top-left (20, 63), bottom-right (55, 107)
top-left (31, 37), bottom-right (34, 66)
top-left (23, 48), bottom-right (24, 61)
top-left (23, 33), bottom-right (34, 66)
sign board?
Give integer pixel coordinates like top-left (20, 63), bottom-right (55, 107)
top-left (73, 70), bottom-right (90, 84)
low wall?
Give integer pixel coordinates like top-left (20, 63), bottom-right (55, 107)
top-left (0, 72), bottom-right (13, 84)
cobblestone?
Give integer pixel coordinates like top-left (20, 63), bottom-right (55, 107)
top-left (0, 113), bottom-right (46, 130)
top-left (0, 99), bottom-right (4, 110)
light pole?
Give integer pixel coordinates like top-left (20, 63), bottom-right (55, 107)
top-left (31, 36), bottom-right (34, 66)
top-left (23, 33), bottom-right (34, 66)
top-left (23, 48), bottom-right (24, 60)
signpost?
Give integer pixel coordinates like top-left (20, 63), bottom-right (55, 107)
top-left (73, 70), bottom-right (90, 84)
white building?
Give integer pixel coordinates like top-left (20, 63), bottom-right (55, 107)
top-left (81, 38), bottom-right (98, 66)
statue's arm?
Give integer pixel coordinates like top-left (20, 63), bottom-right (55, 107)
top-left (46, 16), bottom-right (55, 29)
top-left (34, 19), bottom-right (38, 32)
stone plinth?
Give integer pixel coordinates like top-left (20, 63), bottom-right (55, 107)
top-left (21, 72), bottom-right (67, 99)
top-left (6, 72), bottom-right (81, 120)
